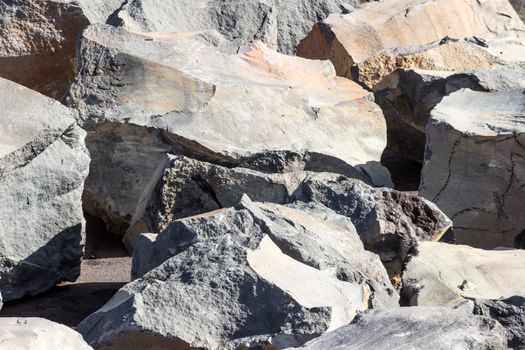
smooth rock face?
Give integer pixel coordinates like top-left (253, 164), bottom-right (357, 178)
top-left (78, 196), bottom-right (397, 350)
top-left (67, 24), bottom-right (391, 235)
top-left (112, 0), bottom-right (356, 54)
top-left (287, 307), bottom-right (507, 350)
top-left (0, 317), bottom-right (93, 350)
top-left (297, 0), bottom-right (525, 84)
top-left (473, 296), bottom-right (525, 349)
top-left (402, 242), bottom-right (525, 307)
top-left (0, 78), bottom-right (90, 301)
top-left (0, 0), bottom-right (91, 99)
top-left (420, 89), bottom-right (525, 248)
top-left (375, 38), bottom-right (525, 164)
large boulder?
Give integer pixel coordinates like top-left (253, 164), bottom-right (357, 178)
top-left (297, 0), bottom-right (525, 85)
top-left (111, 0), bottom-right (356, 54)
top-left (420, 89), bottom-right (525, 248)
top-left (286, 307), bottom-right (508, 350)
top-left (402, 242), bottom-right (525, 307)
top-left (0, 78), bottom-right (90, 301)
top-left (0, 317), bottom-right (93, 350)
top-left (77, 196), bottom-right (398, 349)
top-left (66, 24), bottom-right (391, 235)
top-left (473, 296), bottom-right (525, 349)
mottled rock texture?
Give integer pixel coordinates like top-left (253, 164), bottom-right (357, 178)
top-left (0, 78), bottom-right (90, 301)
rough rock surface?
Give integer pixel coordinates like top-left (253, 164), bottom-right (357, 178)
top-left (376, 38), bottom-right (525, 165)
top-left (0, 78), bottom-right (90, 301)
top-left (0, 317), bottom-right (93, 350)
top-left (511, 0), bottom-right (525, 21)
top-left (67, 24), bottom-right (391, 235)
top-left (297, 0), bottom-right (525, 84)
top-left (473, 296), bottom-right (525, 349)
top-left (112, 0), bottom-right (356, 54)
top-left (420, 89), bottom-right (525, 248)
top-left (402, 242), bottom-right (525, 307)
top-left (286, 307), bottom-right (508, 350)
top-left (77, 196), bottom-right (397, 350)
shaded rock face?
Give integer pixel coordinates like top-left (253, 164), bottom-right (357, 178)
top-left (510, 0), bottom-right (525, 21)
top-left (420, 89), bottom-right (525, 248)
top-left (287, 307), bottom-right (507, 350)
top-left (67, 24), bottom-right (391, 235)
top-left (297, 0), bottom-right (525, 84)
top-left (402, 242), bottom-right (525, 308)
top-left (0, 78), bottom-right (90, 301)
top-left (112, 0), bottom-right (356, 55)
top-left (77, 196), bottom-right (397, 350)
top-left (473, 296), bottom-right (525, 349)
top-left (0, 0), bottom-right (92, 99)
top-left (0, 317), bottom-right (94, 350)
top-left (375, 38), bottom-right (525, 167)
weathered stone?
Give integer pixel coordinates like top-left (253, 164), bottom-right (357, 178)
top-left (402, 242), bottom-right (525, 308)
top-left (112, 0), bottom-right (357, 55)
top-left (375, 38), bottom-right (525, 165)
top-left (0, 78), bottom-right (90, 301)
top-left (420, 89), bottom-right (525, 248)
top-left (287, 307), bottom-right (508, 350)
top-left (473, 296), bottom-right (525, 349)
top-left (0, 317), bottom-right (93, 350)
top-left (78, 196), bottom-right (397, 349)
top-left (510, 0), bottom-right (525, 21)
top-left (297, 0), bottom-right (525, 85)
top-left (67, 24), bottom-right (391, 235)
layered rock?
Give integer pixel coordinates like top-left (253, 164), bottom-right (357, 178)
top-left (473, 296), bottom-right (525, 349)
top-left (77, 196), bottom-right (398, 349)
top-left (0, 318), bottom-right (93, 350)
top-left (297, 0), bottom-right (525, 85)
top-left (287, 307), bottom-right (508, 350)
top-left (420, 89), bottom-right (525, 247)
top-left (0, 78), bottom-right (90, 301)
top-left (402, 242), bottom-right (525, 307)
top-left (111, 0), bottom-right (356, 54)
top-left (66, 24), bottom-right (391, 235)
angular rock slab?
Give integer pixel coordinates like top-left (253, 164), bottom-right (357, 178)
top-left (0, 78), bottom-right (90, 301)
top-left (402, 242), bottom-right (525, 307)
top-left (420, 89), bottom-right (525, 248)
top-left (113, 0), bottom-right (356, 54)
top-left (78, 196), bottom-right (397, 349)
top-left (286, 307), bottom-right (508, 350)
top-left (67, 24), bottom-right (391, 235)
top-left (473, 296), bottom-right (525, 349)
top-left (298, 0), bottom-right (525, 85)
top-left (0, 317), bottom-right (93, 350)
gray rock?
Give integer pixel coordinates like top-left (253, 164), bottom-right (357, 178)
top-left (0, 78), bottom-right (90, 301)
top-left (420, 89), bottom-right (525, 248)
top-left (402, 242), bottom-right (525, 308)
top-left (0, 317), bottom-right (93, 350)
top-left (112, 0), bottom-right (355, 55)
top-left (473, 296), bottom-right (525, 349)
top-left (78, 196), bottom-right (397, 349)
top-left (67, 24), bottom-right (391, 235)
top-left (286, 307), bottom-right (508, 350)
top-left (510, 0), bottom-right (525, 21)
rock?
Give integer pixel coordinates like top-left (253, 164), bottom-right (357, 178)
top-left (77, 196), bottom-right (397, 349)
top-left (510, 0), bottom-right (525, 21)
top-left (420, 89), bottom-right (525, 248)
top-left (473, 296), bottom-right (525, 349)
top-left (0, 78), bottom-right (90, 301)
top-left (0, 0), bottom-right (93, 99)
top-left (0, 317), bottom-right (93, 350)
top-left (297, 0), bottom-right (525, 85)
top-left (402, 242), bottom-right (525, 308)
top-left (375, 37), bottom-right (525, 164)
top-left (286, 307), bottom-right (508, 350)
top-left (67, 24), bottom-right (391, 235)
top-left (298, 173), bottom-right (452, 284)
top-left (112, 0), bottom-right (356, 54)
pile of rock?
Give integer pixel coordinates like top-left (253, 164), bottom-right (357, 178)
top-left (0, 0), bottom-right (525, 349)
